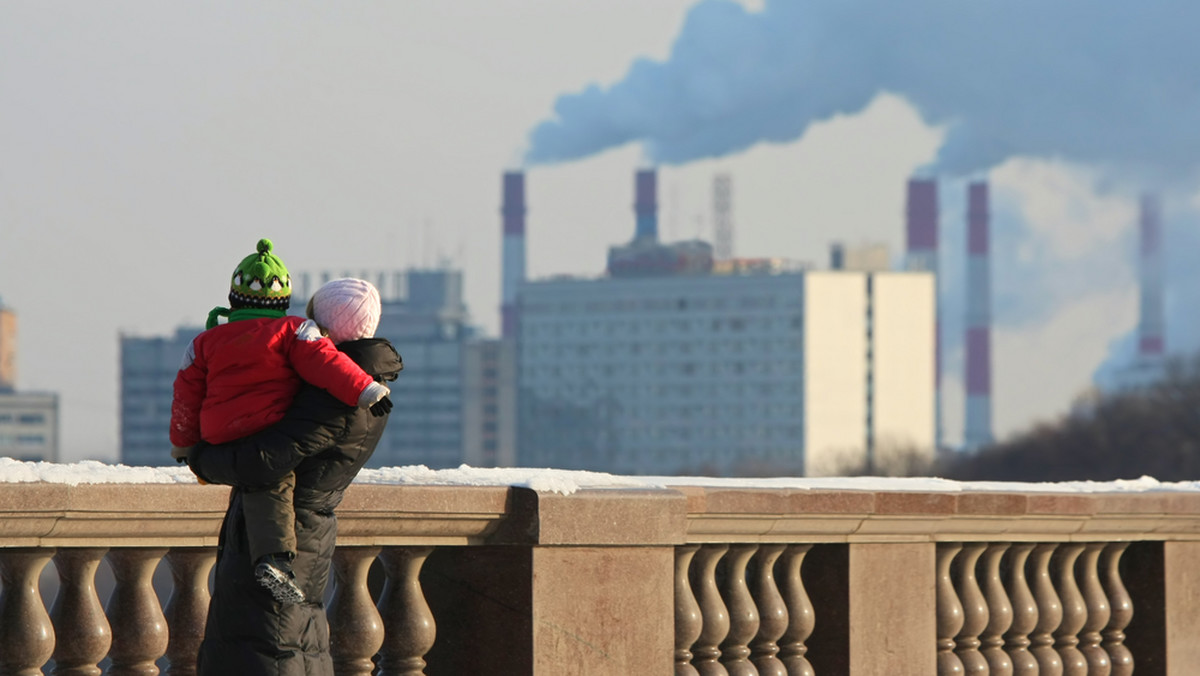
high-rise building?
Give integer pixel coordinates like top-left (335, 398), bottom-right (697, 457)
top-left (463, 339), bottom-right (517, 468)
top-left (517, 268), bottom-right (935, 476)
top-left (119, 327), bottom-right (202, 466)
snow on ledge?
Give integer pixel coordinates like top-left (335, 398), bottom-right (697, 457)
top-left (2, 458), bottom-right (1199, 496)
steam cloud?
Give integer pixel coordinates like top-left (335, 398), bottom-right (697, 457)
top-left (526, 0), bottom-right (1197, 178)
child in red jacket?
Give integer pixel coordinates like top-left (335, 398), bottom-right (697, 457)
top-left (170, 239), bottom-right (390, 603)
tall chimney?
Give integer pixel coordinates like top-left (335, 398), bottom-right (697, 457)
top-left (635, 169), bottom-right (658, 241)
top-left (964, 181), bottom-right (993, 450)
top-left (905, 178), bottom-right (941, 449)
top-left (501, 171), bottom-right (527, 339)
top-left (1138, 193), bottom-right (1165, 359)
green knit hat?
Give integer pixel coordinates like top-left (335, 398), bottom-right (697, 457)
top-left (228, 238), bottom-right (291, 310)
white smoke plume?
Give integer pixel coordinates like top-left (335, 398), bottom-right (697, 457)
top-left (527, 0), bottom-right (1196, 180)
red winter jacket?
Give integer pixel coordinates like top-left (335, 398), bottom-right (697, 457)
top-left (170, 315), bottom-right (375, 447)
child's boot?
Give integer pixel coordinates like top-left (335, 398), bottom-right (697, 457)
top-left (255, 552), bottom-right (305, 604)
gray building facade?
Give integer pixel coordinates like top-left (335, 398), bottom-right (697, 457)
top-left (517, 268), bottom-right (935, 476)
top-left (119, 327), bottom-right (202, 466)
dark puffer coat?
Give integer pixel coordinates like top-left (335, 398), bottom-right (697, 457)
top-left (188, 338), bottom-right (403, 676)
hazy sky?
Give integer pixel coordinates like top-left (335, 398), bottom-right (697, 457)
top-left (1, 1), bottom-right (1188, 462)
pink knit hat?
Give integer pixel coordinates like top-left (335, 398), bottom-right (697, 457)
top-left (308, 278), bottom-right (381, 344)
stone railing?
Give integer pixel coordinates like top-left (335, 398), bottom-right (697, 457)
top-left (1, 481), bottom-right (1199, 675)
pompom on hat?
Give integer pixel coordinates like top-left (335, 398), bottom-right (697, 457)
top-left (229, 238), bottom-right (291, 310)
top-left (307, 278), bottom-right (381, 345)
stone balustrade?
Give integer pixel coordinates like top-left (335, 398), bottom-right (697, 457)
top-left (1, 482), bottom-right (1199, 674)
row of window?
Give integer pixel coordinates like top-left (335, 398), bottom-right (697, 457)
top-left (0, 434), bottom-right (47, 445)
top-left (0, 413), bottom-right (48, 425)
top-left (522, 294), bottom-right (797, 315)
top-left (522, 338), bottom-right (805, 359)
top-left (524, 361), bottom-right (803, 382)
top-left (522, 315), bottom-right (802, 338)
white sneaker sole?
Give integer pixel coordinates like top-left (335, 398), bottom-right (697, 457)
top-left (255, 564), bottom-right (306, 604)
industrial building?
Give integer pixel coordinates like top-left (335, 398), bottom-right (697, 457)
top-left (512, 169), bottom-right (936, 475)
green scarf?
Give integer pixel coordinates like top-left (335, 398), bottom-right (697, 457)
top-left (206, 306), bottom-right (287, 330)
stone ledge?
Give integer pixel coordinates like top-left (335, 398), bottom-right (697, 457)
top-left (2, 484), bottom-right (1199, 548)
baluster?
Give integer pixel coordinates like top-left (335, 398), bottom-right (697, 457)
top-left (1028, 543), bottom-right (1063, 676)
top-left (675, 545), bottom-right (703, 676)
top-left (163, 548), bottom-right (215, 676)
top-left (936, 543), bottom-right (964, 676)
top-left (776, 544), bottom-right (814, 676)
top-left (691, 544), bottom-right (730, 676)
top-left (1100, 543), bottom-right (1133, 676)
top-left (978, 543), bottom-right (1013, 676)
top-left (719, 544), bottom-right (760, 676)
top-left (106, 548), bottom-right (169, 676)
top-left (952, 543), bottom-right (989, 674)
top-left (748, 544), bottom-right (787, 676)
top-left (329, 546), bottom-right (385, 676)
top-left (50, 548), bottom-right (111, 676)
top-left (1002, 543), bottom-right (1038, 676)
top-left (377, 546), bottom-right (435, 676)
top-left (1053, 544), bottom-right (1087, 676)
top-left (1077, 543), bottom-right (1111, 676)
top-left (772, 545), bottom-right (811, 676)
top-left (0, 548), bottom-right (55, 676)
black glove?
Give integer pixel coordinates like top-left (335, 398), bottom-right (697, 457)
top-left (369, 396), bottom-right (394, 417)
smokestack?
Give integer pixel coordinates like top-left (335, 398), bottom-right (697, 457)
top-left (905, 178), bottom-right (941, 449)
top-left (635, 169), bottom-right (658, 241)
top-left (1138, 193), bottom-right (1165, 359)
top-left (501, 171), bottom-right (527, 339)
top-left (964, 181), bottom-right (993, 450)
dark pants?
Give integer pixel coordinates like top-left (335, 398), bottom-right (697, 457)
top-left (241, 471), bottom-right (296, 563)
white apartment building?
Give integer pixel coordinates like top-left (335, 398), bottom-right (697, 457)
top-left (517, 269), bottom-right (935, 476)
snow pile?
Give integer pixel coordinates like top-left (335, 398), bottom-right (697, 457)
top-left (355, 464), bottom-right (655, 495)
top-left (0, 458), bottom-right (197, 486)
top-left (1, 458), bottom-right (1199, 496)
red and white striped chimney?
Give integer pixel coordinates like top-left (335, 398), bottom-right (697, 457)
top-left (501, 171), bottom-right (527, 339)
top-left (964, 181), bottom-right (993, 450)
top-left (905, 178), bottom-right (942, 449)
top-left (1138, 193), bottom-right (1165, 359)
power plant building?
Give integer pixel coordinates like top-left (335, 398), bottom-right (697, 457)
top-left (517, 269), bottom-right (935, 475)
